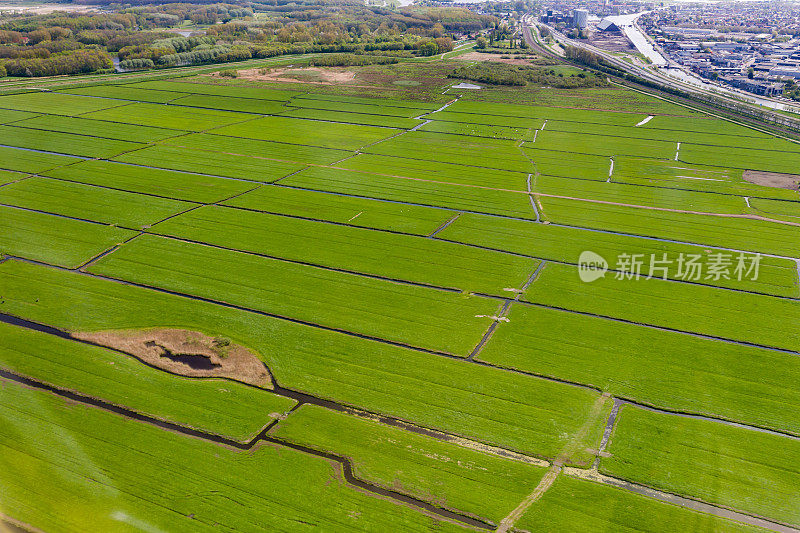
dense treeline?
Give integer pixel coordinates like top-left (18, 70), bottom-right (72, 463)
top-left (3, 47), bottom-right (112, 76)
top-left (0, 1), bottom-right (492, 77)
top-left (449, 61), bottom-right (607, 88)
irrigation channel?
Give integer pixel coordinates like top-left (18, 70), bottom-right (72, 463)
top-left (1, 307), bottom-right (799, 532)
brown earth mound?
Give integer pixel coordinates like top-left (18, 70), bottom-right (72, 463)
top-left (74, 329), bottom-right (272, 388)
top-left (219, 67), bottom-right (357, 85)
top-left (743, 170), bottom-right (800, 190)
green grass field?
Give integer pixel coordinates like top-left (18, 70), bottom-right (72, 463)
top-left (2, 64), bottom-right (799, 531)
top-left (603, 406), bottom-right (800, 526)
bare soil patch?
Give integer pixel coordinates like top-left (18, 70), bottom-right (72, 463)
top-left (220, 67), bottom-right (358, 85)
top-left (74, 329), bottom-right (272, 388)
top-left (743, 170), bottom-right (800, 190)
top-left (457, 52), bottom-right (535, 65)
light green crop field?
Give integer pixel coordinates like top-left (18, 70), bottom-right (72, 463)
top-left (162, 131), bottom-right (351, 165)
top-left (42, 159), bottom-right (257, 203)
top-left (127, 80), bottom-right (304, 100)
top-left (0, 108), bottom-right (40, 124)
top-left (0, 259), bottom-right (608, 463)
top-left (531, 130), bottom-right (677, 159)
top-left (81, 101), bottom-right (251, 130)
top-left (210, 115), bottom-right (400, 151)
top-left (151, 205), bottom-right (539, 295)
top-left (58, 84), bottom-right (189, 103)
top-left (113, 144), bottom-right (306, 181)
top-left (3, 67), bottom-right (800, 531)
top-left (14, 114), bottom-right (188, 143)
top-left (0, 177), bottom-right (193, 229)
top-left (280, 106), bottom-right (424, 129)
top-left (436, 213), bottom-right (799, 296)
top-left (0, 321), bottom-right (294, 440)
top-left (0, 144), bottom-right (77, 173)
top-left (0, 169), bottom-right (26, 185)
top-left (224, 183), bottom-right (452, 234)
top-left (518, 476), bottom-right (762, 533)
top-left (270, 404), bottom-right (548, 524)
top-left (169, 93), bottom-right (290, 114)
top-left (0, 125), bottom-right (143, 158)
top-left (0, 378), bottom-right (468, 532)
top-left (340, 152), bottom-right (529, 190)
top-left (0, 91), bottom-right (127, 115)
top-left (603, 406), bottom-right (800, 526)
top-left (538, 195), bottom-right (800, 257)
top-left (0, 205), bottom-right (136, 267)
top-left (87, 234), bottom-right (497, 355)
top-left (364, 130), bottom-right (536, 173)
top-left (479, 303), bottom-right (800, 435)
top-left (287, 96), bottom-right (431, 118)
top-left (283, 166), bottom-right (536, 218)
top-left (527, 262), bottom-right (800, 352)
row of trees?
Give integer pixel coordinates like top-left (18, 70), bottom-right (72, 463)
top-left (2, 47), bottom-right (112, 77)
top-left (0, 1), bottom-right (489, 77)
